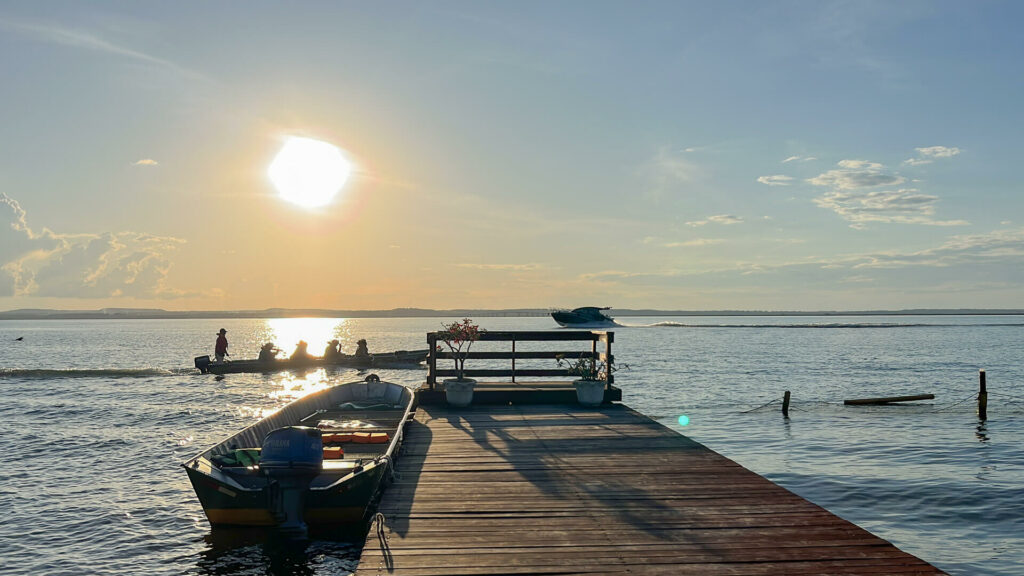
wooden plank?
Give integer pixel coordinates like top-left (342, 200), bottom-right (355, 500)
top-left (844, 394), bottom-right (936, 405)
top-left (354, 403), bottom-right (945, 575)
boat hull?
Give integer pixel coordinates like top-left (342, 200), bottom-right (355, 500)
top-left (551, 307), bottom-right (616, 328)
top-left (195, 350), bottom-right (428, 374)
top-left (184, 461), bottom-right (387, 527)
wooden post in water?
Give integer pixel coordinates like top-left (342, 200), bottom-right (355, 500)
top-left (978, 369), bottom-right (988, 420)
top-left (782, 390), bottom-right (791, 419)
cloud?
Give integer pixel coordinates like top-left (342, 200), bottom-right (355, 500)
top-left (757, 175), bottom-right (794, 186)
top-left (574, 227), bottom-right (1024, 300)
top-left (686, 214), bottom-right (743, 227)
top-left (782, 156), bottom-right (817, 163)
top-left (808, 157), bottom-right (965, 227)
top-left (644, 236), bottom-right (722, 247)
top-left (663, 238), bottom-right (723, 247)
top-left (917, 146), bottom-right (961, 159)
top-left (134, 158), bottom-right (159, 166)
top-left (454, 263), bottom-right (542, 271)
top-left (639, 147), bottom-right (701, 202)
top-left (2, 19), bottom-right (204, 80)
top-left (813, 188), bottom-right (968, 228)
top-left (903, 145), bottom-right (961, 166)
top-left (808, 159), bottom-right (905, 190)
top-left (1, 193), bottom-right (191, 298)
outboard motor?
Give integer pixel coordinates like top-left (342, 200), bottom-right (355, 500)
top-left (194, 355), bottom-right (211, 374)
top-left (260, 426), bottom-right (323, 536)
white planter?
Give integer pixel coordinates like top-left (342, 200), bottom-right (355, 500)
top-left (573, 379), bottom-right (605, 407)
top-left (443, 378), bottom-right (477, 407)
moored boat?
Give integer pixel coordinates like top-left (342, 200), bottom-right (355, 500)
top-left (181, 376), bottom-right (414, 535)
top-left (194, 349), bottom-right (428, 374)
top-left (550, 306), bottom-right (616, 327)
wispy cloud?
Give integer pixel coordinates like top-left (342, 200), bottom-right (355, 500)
top-left (1, 193), bottom-right (192, 298)
top-left (757, 175), bottom-right (794, 186)
top-left (686, 214), bottom-right (743, 227)
top-left (2, 19), bottom-right (204, 80)
top-left (454, 263), bottom-right (543, 271)
top-left (782, 156), bottom-right (817, 163)
top-left (134, 158), bottom-right (159, 166)
top-left (663, 238), bottom-right (723, 247)
top-left (903, 145), bottom-right (961, 166)
top-left (643, 236), bottom-right (722, 247)
top-left (576, 227), bottom-right (1024, 291)
top-left (639, 147), bottom-right (701, 202)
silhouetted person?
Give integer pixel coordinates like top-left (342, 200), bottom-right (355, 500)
top-left (215, 329), bottom-right (229, 361)
top-left (290, 340), bottom-right (312, 361)
top-left (258, 342), bottom-right (281, 361)
top-left (324, 339), bottom-right (341, 360)
top-left (354, 339), bottom-right (369, 358)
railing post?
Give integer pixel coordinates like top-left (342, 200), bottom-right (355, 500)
top-left (427, 332), bottom-right (437, 390)
top-left (604, 332), bottom-right (614, 389)
top-left (511, 336), bottom-right (517, 383)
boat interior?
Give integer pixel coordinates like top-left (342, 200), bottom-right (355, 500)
top-left (185, 379), bottom-right (414, 491)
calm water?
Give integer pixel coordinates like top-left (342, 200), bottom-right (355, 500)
top-left (1, 316), bottom-right (1022, 575)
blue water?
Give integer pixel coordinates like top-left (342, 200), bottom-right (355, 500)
top-left (1, 315), bottom-right (1022, 575)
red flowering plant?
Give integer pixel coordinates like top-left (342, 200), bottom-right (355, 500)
top-left (437, 318), bottom-right (483, 381)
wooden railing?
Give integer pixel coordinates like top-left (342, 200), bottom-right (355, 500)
top-left (426, 330), bottom-right (614, 390)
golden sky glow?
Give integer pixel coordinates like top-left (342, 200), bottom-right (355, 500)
top-left (3, 4), bottom-right (1024, 312)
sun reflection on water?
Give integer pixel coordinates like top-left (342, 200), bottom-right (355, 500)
top-left (270, 368), bottom-right (334, 402)
top-left (263, 317), bottom-right (354, 357)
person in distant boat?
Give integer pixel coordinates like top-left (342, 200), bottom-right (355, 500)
top-left (290, 340), bottom-right (312, 360)
top-left (258, 342), bottom-right (281, 362)
top-left (323, 339), bottom-right (342, 360)
top-left (215, 328), bottom-right (229, 362)
top-left (354, 339), bottom-right (369, 358)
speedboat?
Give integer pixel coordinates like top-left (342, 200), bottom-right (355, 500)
top-left (194, 349), bottom-right (428, 375)
top-left (550, 306), bottom-right (616, 328)
top-left (181, 376), bottom-right (414, 535)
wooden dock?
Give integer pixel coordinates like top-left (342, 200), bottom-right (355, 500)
top-left (354, 402), bottom-right (944, 575)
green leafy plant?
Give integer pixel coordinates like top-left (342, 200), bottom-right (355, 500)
top-left (438, 318), bottom-right (484, 380)
top-left (556, 353), bottom-right (627, 381)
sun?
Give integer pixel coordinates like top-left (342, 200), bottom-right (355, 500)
top-left (268, 137), bottom-right (352, 208)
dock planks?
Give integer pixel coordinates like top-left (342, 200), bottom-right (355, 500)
top-left (355, 403), bottom-right (945, 575)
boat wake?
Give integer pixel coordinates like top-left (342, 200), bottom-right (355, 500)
top-left (622, 321), bottom-right (1024, 329)
top-left (0, 367), bottom-right (194, 379)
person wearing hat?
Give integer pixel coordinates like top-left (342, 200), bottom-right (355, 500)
top-left (354, 338), bottom-right (369, 358)
top-left (258, 342), bottom-right (281, 362)
top-left (323, 339), bottom-right (341, 360)
top-left (215, 328), bottom-right (229, 362)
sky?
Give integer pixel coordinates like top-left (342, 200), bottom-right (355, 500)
top-left (1, 1), bottom-right (1023, 312)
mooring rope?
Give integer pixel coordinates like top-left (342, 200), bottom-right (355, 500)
top-left (740, 397), bottom-right (782, 413)
top-left (988, 391), bottom-right (1024, 403)
top-left (931, 393), bottom-right (979, 412)
top-left (374, 512), bottom-right (392, 571)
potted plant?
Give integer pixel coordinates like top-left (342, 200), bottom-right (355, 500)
top-left (556, 353), bottom-right (626, 407)
top-left (438, 318), bottom-right (483, 407)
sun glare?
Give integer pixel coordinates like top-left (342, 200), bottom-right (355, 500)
top-left (268, 137), bottom-right (351, 208)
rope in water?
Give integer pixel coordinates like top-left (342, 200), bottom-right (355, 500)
top-left (739, 397), bottom-right (782, 413)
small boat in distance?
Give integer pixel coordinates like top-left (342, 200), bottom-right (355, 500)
top-left (181, 376), bottom-right (414, 536)
top-left (550, 306), bottom-right (616, 328)
top-left (194, 349), bottom-right (429, 375)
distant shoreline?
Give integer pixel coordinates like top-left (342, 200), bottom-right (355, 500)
top-left (2, 307), bottom-right (1023, 320)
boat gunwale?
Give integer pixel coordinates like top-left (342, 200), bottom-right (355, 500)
top-left (182, 379), bottom-right (414, 466)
